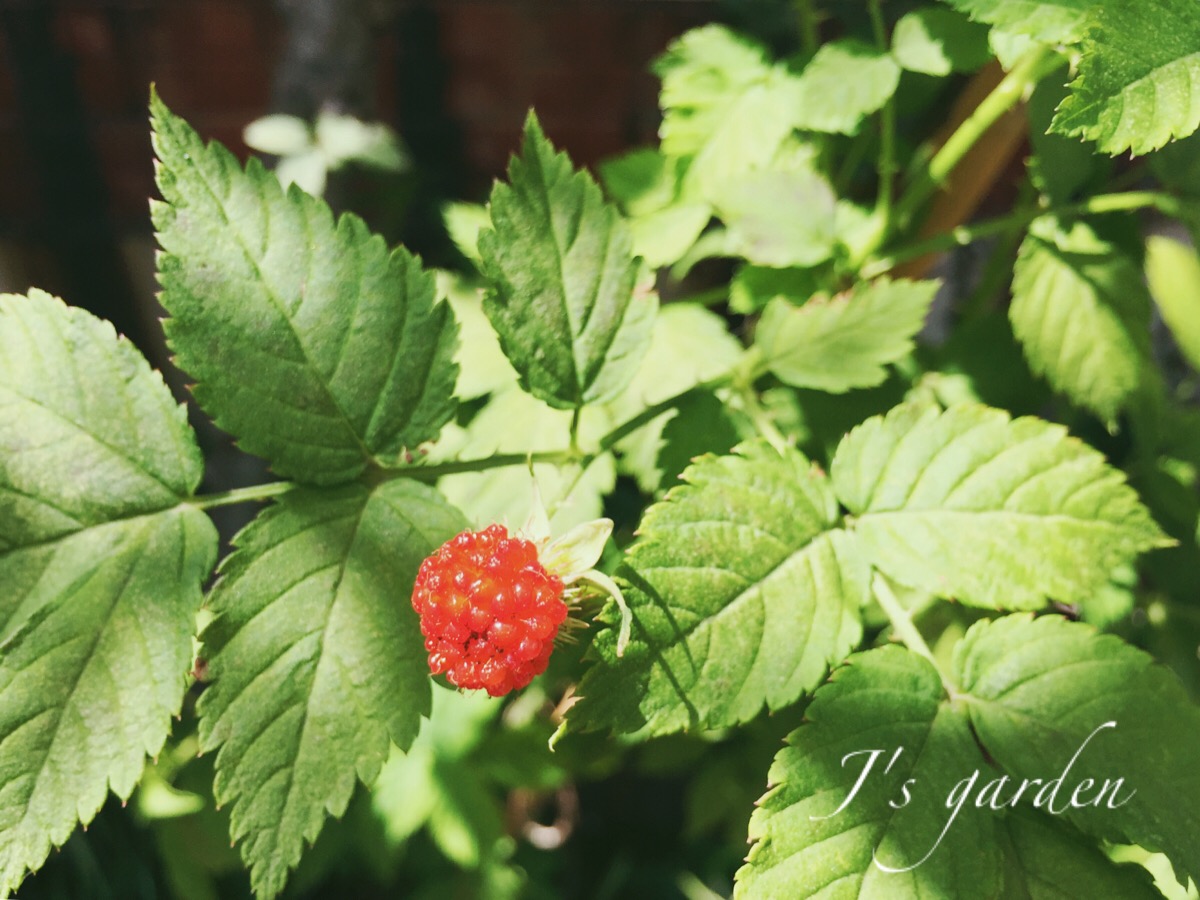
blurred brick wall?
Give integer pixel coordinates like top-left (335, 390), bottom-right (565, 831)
top-left (429, 1), bottom-right (710, 192)
top-left (0, 0), bottom-right (713, 232)
top-left (2, 1), bottom-right (279, 230)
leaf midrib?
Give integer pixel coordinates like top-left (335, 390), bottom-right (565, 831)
top-left (229, 492), bottom-right (372, 893)
top-left (175, 148), bottom-right (376, 467)
top-left (0, 516), bottom-right (154, 881)
top-left (632, 527), bottom-right (849, 722)
top-left (0, 385), bottom-right (184, 500)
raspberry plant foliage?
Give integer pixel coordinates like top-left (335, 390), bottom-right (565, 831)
top-left (3, 2), bottom-right (1200, 896)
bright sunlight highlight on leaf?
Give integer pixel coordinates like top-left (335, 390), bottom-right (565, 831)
top-left (830, 402), bottom-right (1169, 609)
top-left (568, 441), bottom-right (868, 737)
top-left (0, 290), bottom-right (217, 894)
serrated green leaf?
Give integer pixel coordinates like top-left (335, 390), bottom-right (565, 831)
top-left (831, 402), bottom-right (1169, 609)
top-left (1028, 72), bottom-right (1106, 203)
top-left (940, 0), bottom-right (1097, 44)
top-left (196, 481), bottom-right (466, 899)
top-left (655, 25), bottom-right (807, 200)
top-left (1146, 235), bottom-right (1200, 373)
top-left (736, 643), bottom-right (1162, 898)
top-left (893, 7), bottom-right (991, 76)
top-left (735, 644), bottom-right (984, 897)
top-left (479, 113), bottom-right (656, 410)
top-left (1052, 0), bottom-right (1200, 154)
top-left (1010, 216), bottom-right (1151, 422)
top-left (0, 290), bottom-right (217, 894)
top-left (150, 91), bottom-right (459, 486)
top-left (756, 278), bottom-right (937, 393)
top-left (568, 442), bottom-right (868, 737)
top-left (711, 169), bottom-right (837, 267)
top-left (793, 39), bottom-right (901, 135)
top-left (957, 613), bottom-right (1200, 885)
top-left (607, 303), bottom-right (744, 493)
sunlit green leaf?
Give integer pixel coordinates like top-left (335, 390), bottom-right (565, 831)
top-left (568, 442), bottom-right (868, 737)
top-left (480, 113), bottom-right (656, 409)
top-left (197, 482), bottom-right (465, 899)
top-left (1052, 0), bottom-right (1200, 154)
top-left (0, 290), bottom-right (216, 894)
top-left (757, 279), bottom-right (937, 393)
top-left (151, 91), bottom-right (459, 485)
top-left (1010, 216), bottom-right (1151, 422)
top-left (831, 402), bottom-right (1169, 609)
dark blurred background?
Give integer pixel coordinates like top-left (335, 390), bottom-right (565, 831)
top-left (0, 0), bottom-right (745, 362)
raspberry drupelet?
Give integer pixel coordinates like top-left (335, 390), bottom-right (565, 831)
top-left (412, 524), bottom-right (570, 697)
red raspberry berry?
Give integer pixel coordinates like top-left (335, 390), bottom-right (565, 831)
top-left (412, 523), bottom-right (568, 696)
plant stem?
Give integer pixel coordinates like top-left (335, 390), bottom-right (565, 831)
top-left (569, 406), bottom-right (582, 455)
top-left (666, 285), bottom-right (728, 308)
top-left (188, 480), bottom-right (297, 510)
top-left (737, 385), bottom-right (789, 454)
top-left (892, 45), bottom-right (1058, 232)
top-left (396, 450), bottom-right (571, 479)
top-left (794, 0), bottom-right (819, 56)
top-left (597, 372), bottom-right (734, 454)
top-left (872, 573), bottom-right (956, 695)
top-left (862, 190), bottom-right (1187, 279)
top-left (187, 375), bottom-right (741, 510)
top-left (868, 0), bottom-right (896, 235)
top-left (188, 452), bottom-right (573, 509)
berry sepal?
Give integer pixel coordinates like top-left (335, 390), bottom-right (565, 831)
top-left (538, 519), bottom-right (631, 658)
top-left (410, 510), bottom-right (630, 699)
